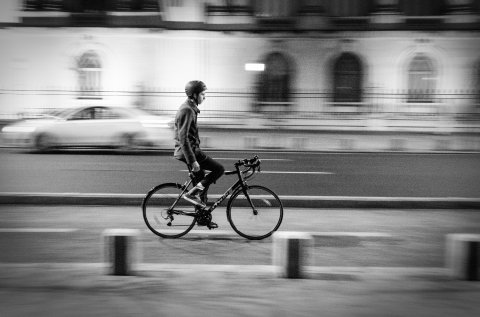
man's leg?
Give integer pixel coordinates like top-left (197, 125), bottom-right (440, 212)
top-left (182, 151), bottom-right (225, 208)
top-left (196, 156), bottom-right (224, 229)
top-left (191, 169), bottom-right (208, 204)
top-left (191, 169), bottom-right (205, 187)
top-left (189, 150), bottom-right (224, 204)
top-left (198, 156), bottom-right (225, 195)
top-left (178, 157), bottom-right (206, 207)
top-left (178, 157), bottom-right (205, 185)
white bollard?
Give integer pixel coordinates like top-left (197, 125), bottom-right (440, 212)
top-left (446, 234), bottom-right (480, 281)
top-left (272, 231), bottom-right (313, 279)
top-left (103, 229), bottom-right (141, 276)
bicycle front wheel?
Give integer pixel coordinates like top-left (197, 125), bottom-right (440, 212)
top-left (227, 185), bottom-right (283, 240)
top-left (142, 183), bottom-right (196, 238)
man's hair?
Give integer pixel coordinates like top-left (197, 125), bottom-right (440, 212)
top-left (185, 80), bottom-right (207, 97)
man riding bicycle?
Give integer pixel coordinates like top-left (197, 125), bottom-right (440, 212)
top-left (173, 80), bottom-right (225, 227)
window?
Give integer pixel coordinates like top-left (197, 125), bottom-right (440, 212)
top-left (115, 0), bottom-right (160, 11)
top-left (327, 0), bottom-right (373, 17)
top-left (400, 0), bottom-right (445, 16)
top-left (77, 51), bottom-right (102, 99)
top-left (254, 0), bottom-right (298, 17)
top-left (69, 107), bottom-right (125, 120)
top-left (407, 54), bottom-right (436, 103)
top-left (24, 0), bottom-right (64, 11)
top-left (140, 0), bottom-right (160, 11)
top-left (69, 107), bottom-right (95, 120)
top-left (95, 107), bottom-right (124, 119)
top-left (333, 53), bottom-right (363, 103)
top-left (256, 52), bottom-right (291, 107)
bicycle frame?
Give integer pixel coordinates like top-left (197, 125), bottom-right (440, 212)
top-left (169, 162), bottom-right (255, 217)
top-left (143, 155), bottom-right (282, 239)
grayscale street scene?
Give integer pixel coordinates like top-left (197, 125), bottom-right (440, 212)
top-left (1, 1), bottom-right (480, 316)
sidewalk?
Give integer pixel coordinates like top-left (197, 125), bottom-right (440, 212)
top-left (1, 263), bottom-right (479, 317)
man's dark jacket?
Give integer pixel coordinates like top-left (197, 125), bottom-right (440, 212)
top-left (173, 99), bottom-right (201, 165)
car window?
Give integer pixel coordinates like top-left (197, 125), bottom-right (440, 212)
top-left (95, 107), bottom-right (126, 120)
top-left (69, 108), bottom-right (95, 120)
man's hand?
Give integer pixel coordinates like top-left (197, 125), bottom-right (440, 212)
top-left (191, 161), bottom-right (201, 172)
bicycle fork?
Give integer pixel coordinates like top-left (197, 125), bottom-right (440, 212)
top-left (235, 165), bottom-right (258, 216)
top-left (241, 184), bottom-right (258, 216)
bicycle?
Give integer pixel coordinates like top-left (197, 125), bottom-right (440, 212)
top-left (142, 155), bottom-right (283, 240)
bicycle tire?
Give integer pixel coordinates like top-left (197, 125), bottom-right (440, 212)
top-left (142, 183), bottom-right (196, 238)
top-left (227, 185), bottom-right (283, 240)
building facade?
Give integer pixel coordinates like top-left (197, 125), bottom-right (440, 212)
top-left (0, 0), bottom-right (479, 133)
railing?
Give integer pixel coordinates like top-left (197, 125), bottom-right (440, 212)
top-left (1, 89), bottom-right (479, 127)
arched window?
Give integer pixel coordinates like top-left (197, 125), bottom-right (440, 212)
top-left (256, 52), bottom-right (291, 110)
top-left (407, 54), bottom-right (436, 103)
top-left (333, 53), bottom-right (363, 103)
top-left (78, 51), bottom-right (102, 99)
top-left (254, 0), bottom-right (298, 17)
top-left (327, 0), bottom-right (372, 17)
top-left (400, 0), bottom-right (445, 15)
top-left (115, 0), bottom-right (160, 11)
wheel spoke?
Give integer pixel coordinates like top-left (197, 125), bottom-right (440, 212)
top-left (227, 185), bottom-right (283, 240)
top-left (143, 183), bottom-right (196, 238)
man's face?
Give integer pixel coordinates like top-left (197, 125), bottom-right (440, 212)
top-left (196, 91), bottom-right (206, 105)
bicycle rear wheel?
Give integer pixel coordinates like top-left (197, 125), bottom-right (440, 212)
top-left (142, 183), bottom-right (196, 238)
top-left (227, 185), bottom-right (283, 240)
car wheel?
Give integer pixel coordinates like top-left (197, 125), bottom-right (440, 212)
top-left (35, 133), bottom-right (55, 152)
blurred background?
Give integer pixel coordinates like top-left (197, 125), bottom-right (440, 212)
top-left (1, 3), bottom-right (480, 316)
top-left (0, 0), bottom-right (479, 152)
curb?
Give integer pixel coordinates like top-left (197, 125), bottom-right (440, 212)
top-left (1, 193), bottom-right (480, 209)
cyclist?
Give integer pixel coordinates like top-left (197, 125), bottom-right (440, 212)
top-left (173, 80), bottom-right (225, 225)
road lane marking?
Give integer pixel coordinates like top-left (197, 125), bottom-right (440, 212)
top-left (181, 170), bottom-right (333, 175)
top-left (260, 171), bottom-right (334, 175)
top-left (213, 158), bottom-right (292, 161)
top-left (310, 232), bottom-right (393, 238)
top-left (0, 228), bottom-right (78, 233)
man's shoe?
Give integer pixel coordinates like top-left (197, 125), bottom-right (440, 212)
top-left (195, 210), bottom-right (217, 229)
top-left (207, 221), bottom-right (218, 230)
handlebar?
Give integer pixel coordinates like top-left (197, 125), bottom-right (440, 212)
top-left (235, 155), bottom-right (261, 169)
top-left (224, 155), bottom-right (261, 176)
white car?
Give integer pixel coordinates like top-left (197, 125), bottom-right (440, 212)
top-left (1, 106), bottom-right (174, 152)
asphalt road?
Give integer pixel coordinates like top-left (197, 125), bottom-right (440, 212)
top-left (0, 148), bottom-right (479, 198)
top-left (1, 205), bottom-right (480, 267)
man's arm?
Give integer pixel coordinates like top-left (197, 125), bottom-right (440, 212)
top-left (177, 108), bottom-right (197, 166)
